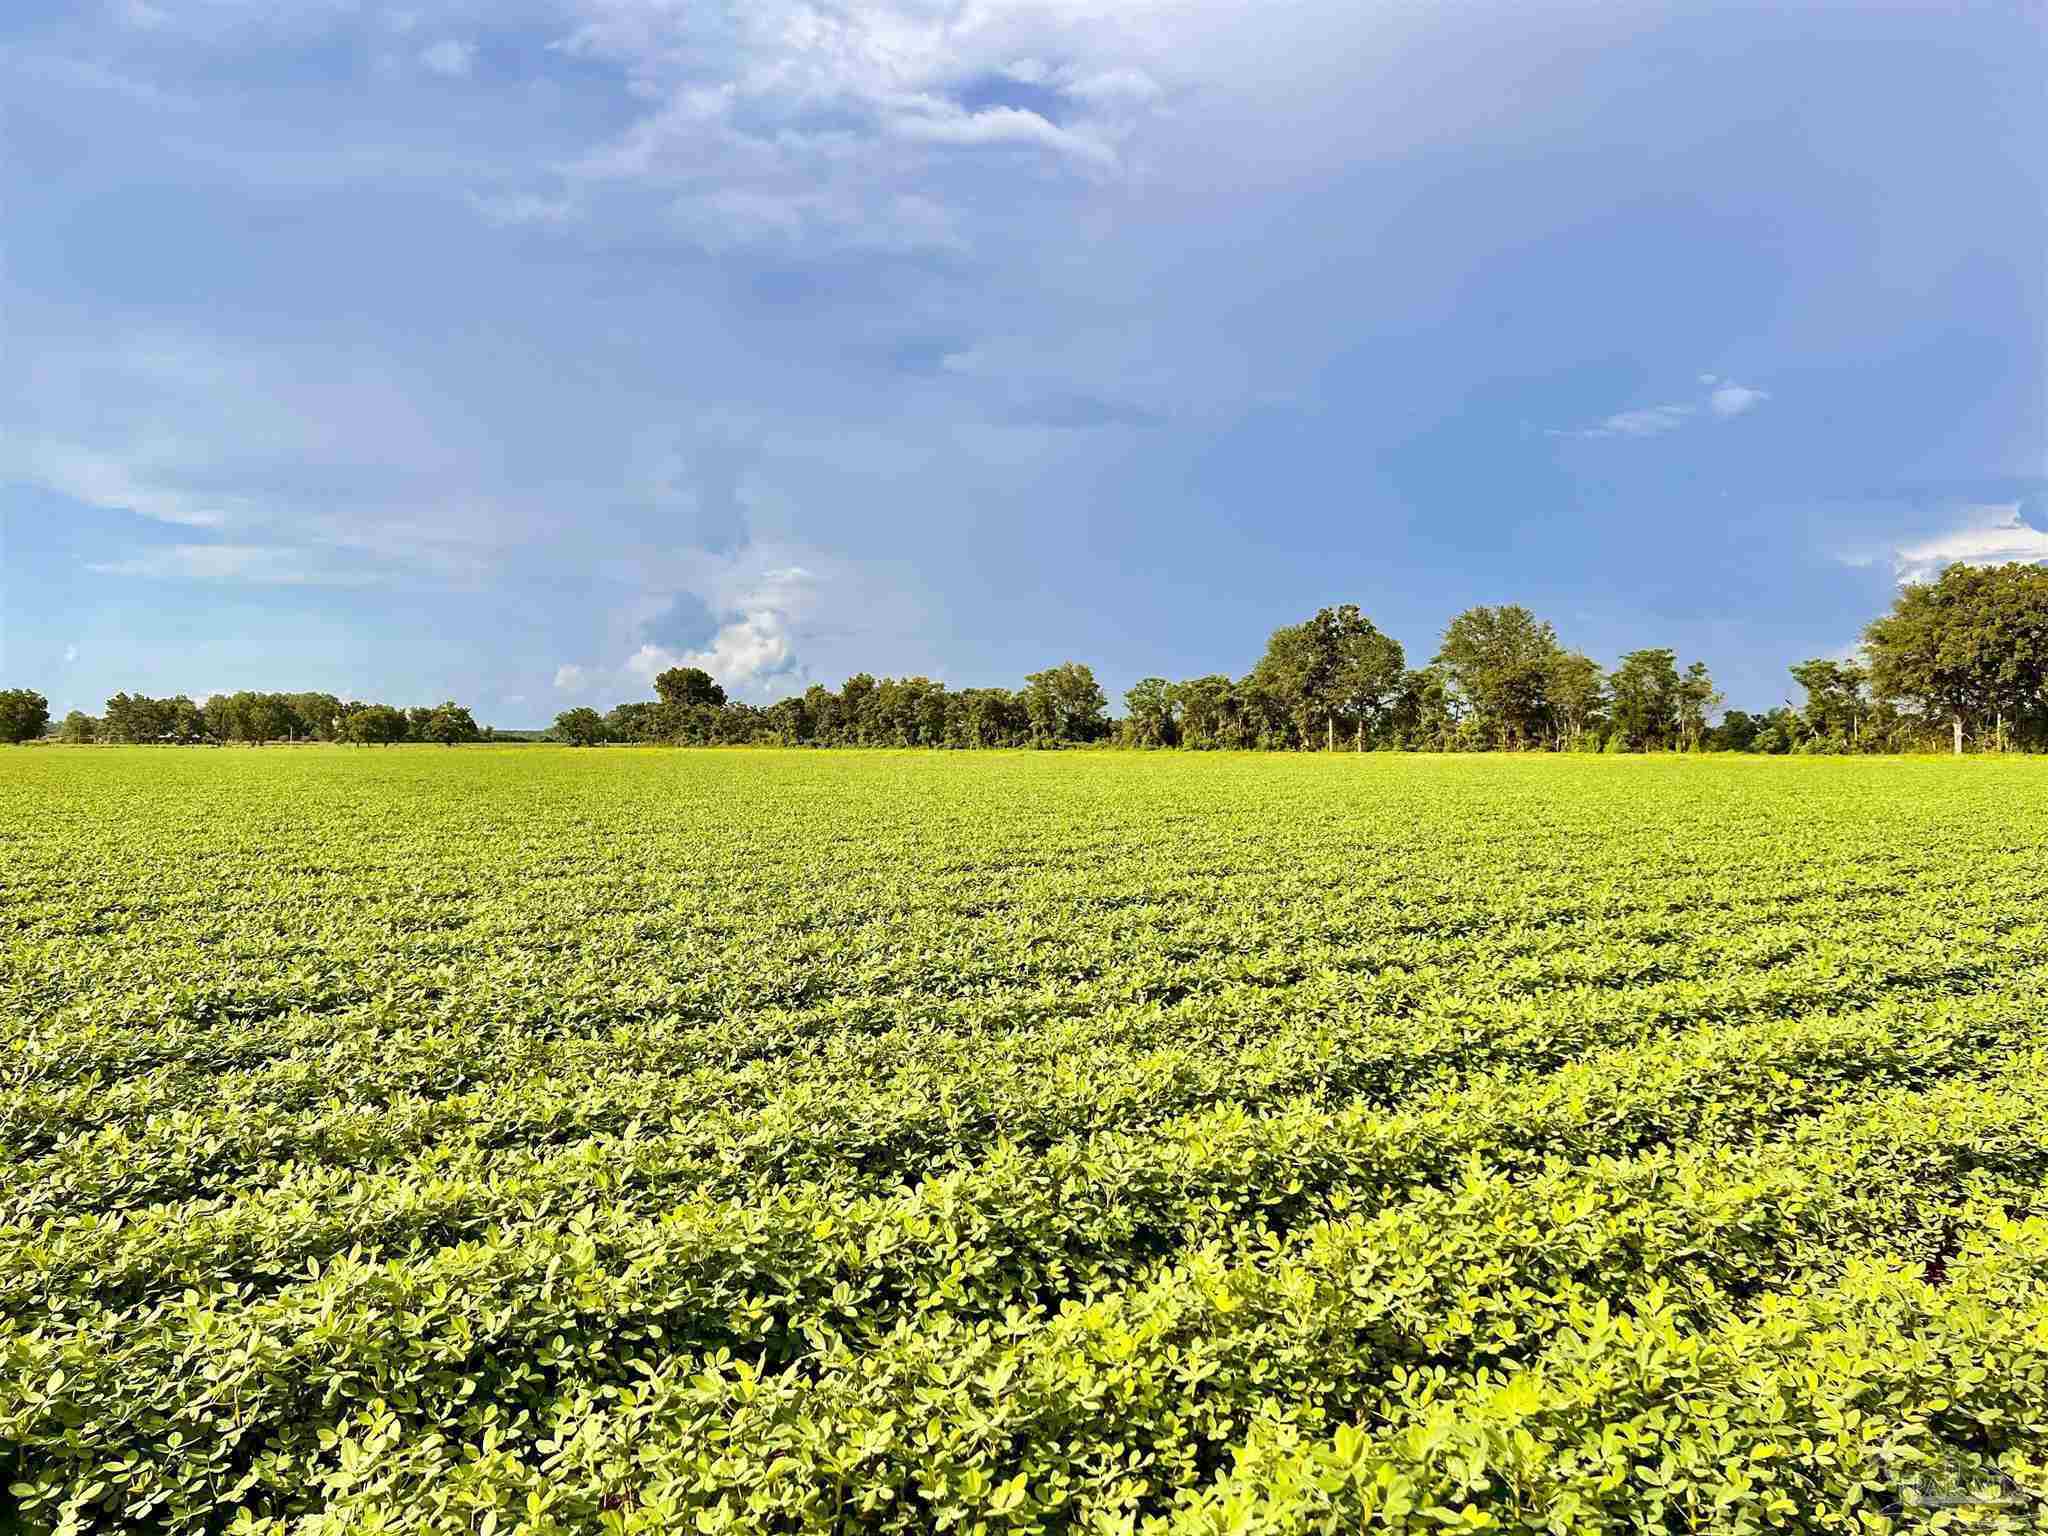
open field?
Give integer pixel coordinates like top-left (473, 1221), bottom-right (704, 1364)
top-left (5, 747), bottom-right (2048, 1533)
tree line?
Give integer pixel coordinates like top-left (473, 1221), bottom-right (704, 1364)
top-left (0, 690), bottom-right (489, 746)
top-left (4, 561), bottom-right (2044, 752)
top-left (545, 564), bottom-right (2048, 754)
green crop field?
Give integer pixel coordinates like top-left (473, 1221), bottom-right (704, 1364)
top-left (4, 747), bottom-right (2048, 1534)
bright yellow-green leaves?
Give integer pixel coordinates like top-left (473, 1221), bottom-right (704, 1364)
top-left (3, 747), bottom-right (2047, 1534)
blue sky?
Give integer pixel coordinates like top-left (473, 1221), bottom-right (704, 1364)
top-left (3, 0), bottom-right (2042, 724)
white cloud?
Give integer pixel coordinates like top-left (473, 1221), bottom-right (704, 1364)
top-left (620, 558), bottom-right (814, 691)
top-left (417, 38), bottom-right (474, 77)
top-left (86, 543), bottom-right (377, 585)
top-left (4, 326), bottom-right (539, 581)
top-left (12, 438), bottom-right (235, 526)
top-left (1063, 67), bottom-right (1164, 105)
top-left (564, 548), bottom-right (833, 702)
top-left (1550, 403), bottom-right (1694, 440)
top-left (1708, 382), bottom-right (1768, 416)
top-left (540, 0), bottom-right (1179, 249)
top-left (889, 104), bottom-right (1115, 167)
top-left (1555, 375), bottom-right (1769, 439)
top-left (1585, 404), bottom-right (1694, 438)
top-left (1891, 503), bottom-right (2048, 584)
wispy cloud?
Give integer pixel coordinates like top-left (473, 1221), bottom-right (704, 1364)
top-left (1707, 382), bottom-right (1768, 416)
top-left (86, 543), bottom-right (379, 585)
top-left (1555, 375), bottom-right (1770, 440)
top-left (417, 38), bottom-right (473, 78)
top-left (1573, 403), bottom-right (1696, 439)
top-left (889, 104), bottom-right (1116, 167)
top-left (538, 0), bottom-right (1175, 251)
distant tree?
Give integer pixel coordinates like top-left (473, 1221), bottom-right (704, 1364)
top-left (762, 696), bottom-right (812, 745)
top-left (343, 705), bottom-right (409, 745)
top-left (1328, 613), bottom-right (1407, 750)
top-left (1749, 706), bottom-right (1803, 755)
top-left (1675, 661), bottom-right (1723, 752)
top-left (206, 691), bottom-right (293, 744)
top-left (56, 710), bottom-right (98, 744)
top-left (1434, 606), bottom-right (1563, 749)
top-left (1864, 563), bottom-right (2048, 753)
top-left (801, 684), bottom-right (842, 744)
top-left (1249, 620), bottom-right (1325, 748)
top-left (1390, 665), bottom-right (1461, 751)
top-left (404, 706), bottom-right (435, 743)
top-left (1708, 708), bottom-right (1761, 753)
top-left (1020, 662), bottom-right (1109, 745)
top-left (653, 667), bottom-right (727, 710)
top-left (1232, 672), bottom-right (1293, 749)
top-left (1169, 676), bottom-right (1236, 749)
top-left (0, 689), bottom-right (50, 744)
top-left (1123, 678), bottom-right (1177, 748)
top-left (1788, 659), bottom-right (1869, 749)
top-left (282, 692), bottom-right (345, 741)
top-left (837, 674), bottom-right (878, 745)
top-left (948, 688), bottom-right (1025, 749)
top-left (1608, 649), bottom-right (1681, 750)
top-left (604, 701), bottom-right (663, 743)
top-left (101, 692), bottom-right (205, 743)
top-left (1251, 604), bottom-right (1404, 750)
top-left (553, 706), bottom-right (608, 746)
top-left (422, 702), bottom-right (481, 745)
top-left (1546, 652), bottom-right (1606, 751)
top-left (871, 677), bottom-right (947, 747)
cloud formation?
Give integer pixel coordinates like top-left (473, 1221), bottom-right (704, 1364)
top-left (562, 554), bottom-right (823, 703)
top-left (1891, 503), bottom-right (2048, 584)
top-left (1556, 377), bottom-right (1770, 440)
top-left (85, 544), bottom-right (380, 585)
top-left (417, 39), bottom-right (474, 78)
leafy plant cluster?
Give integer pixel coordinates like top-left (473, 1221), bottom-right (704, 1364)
top-left (3, 749), bottom-right (2047, 1533)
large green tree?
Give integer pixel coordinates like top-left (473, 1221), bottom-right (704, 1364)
top-left (1433, 605), bottom-right (1562, 749)
top-left (1122, 678), bottom-right (1176, 748)
top-left (1788, 659), bottom-right (1869, 748)
top-left (343, 705), bottom-right (409, 745)
top-left (101, 693), bottom-right (205, 743)
top-left (1675, 661), bottom-right (1723, 752)
top-left (1864, 562), bottom-right (2048, 753)
top-left (1020, 662), bottom-right (1108, 745)
top-left (553, 707), bottom-right (608, 746)
top-left (653, 667), bottom-right (726, 710)
top-left (1168, 676), bottom-right (1237, 750)
top-left (0, 689), bottom-right (50, 744)
top-left (1608, 649), bottom-right (1681, 750)
top-left (422, 702), bottom-right (482, 745)
top-left (1545, 652), bottom-right (1606, 750)
top-left (1251, 604), bottom-right (1405, 750)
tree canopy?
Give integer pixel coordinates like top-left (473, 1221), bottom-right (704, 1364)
top-left (0, 689), bottom-right (50, 744)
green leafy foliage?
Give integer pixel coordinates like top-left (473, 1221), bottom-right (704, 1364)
top-left (3, 748), bottom-right (2047, 1534)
